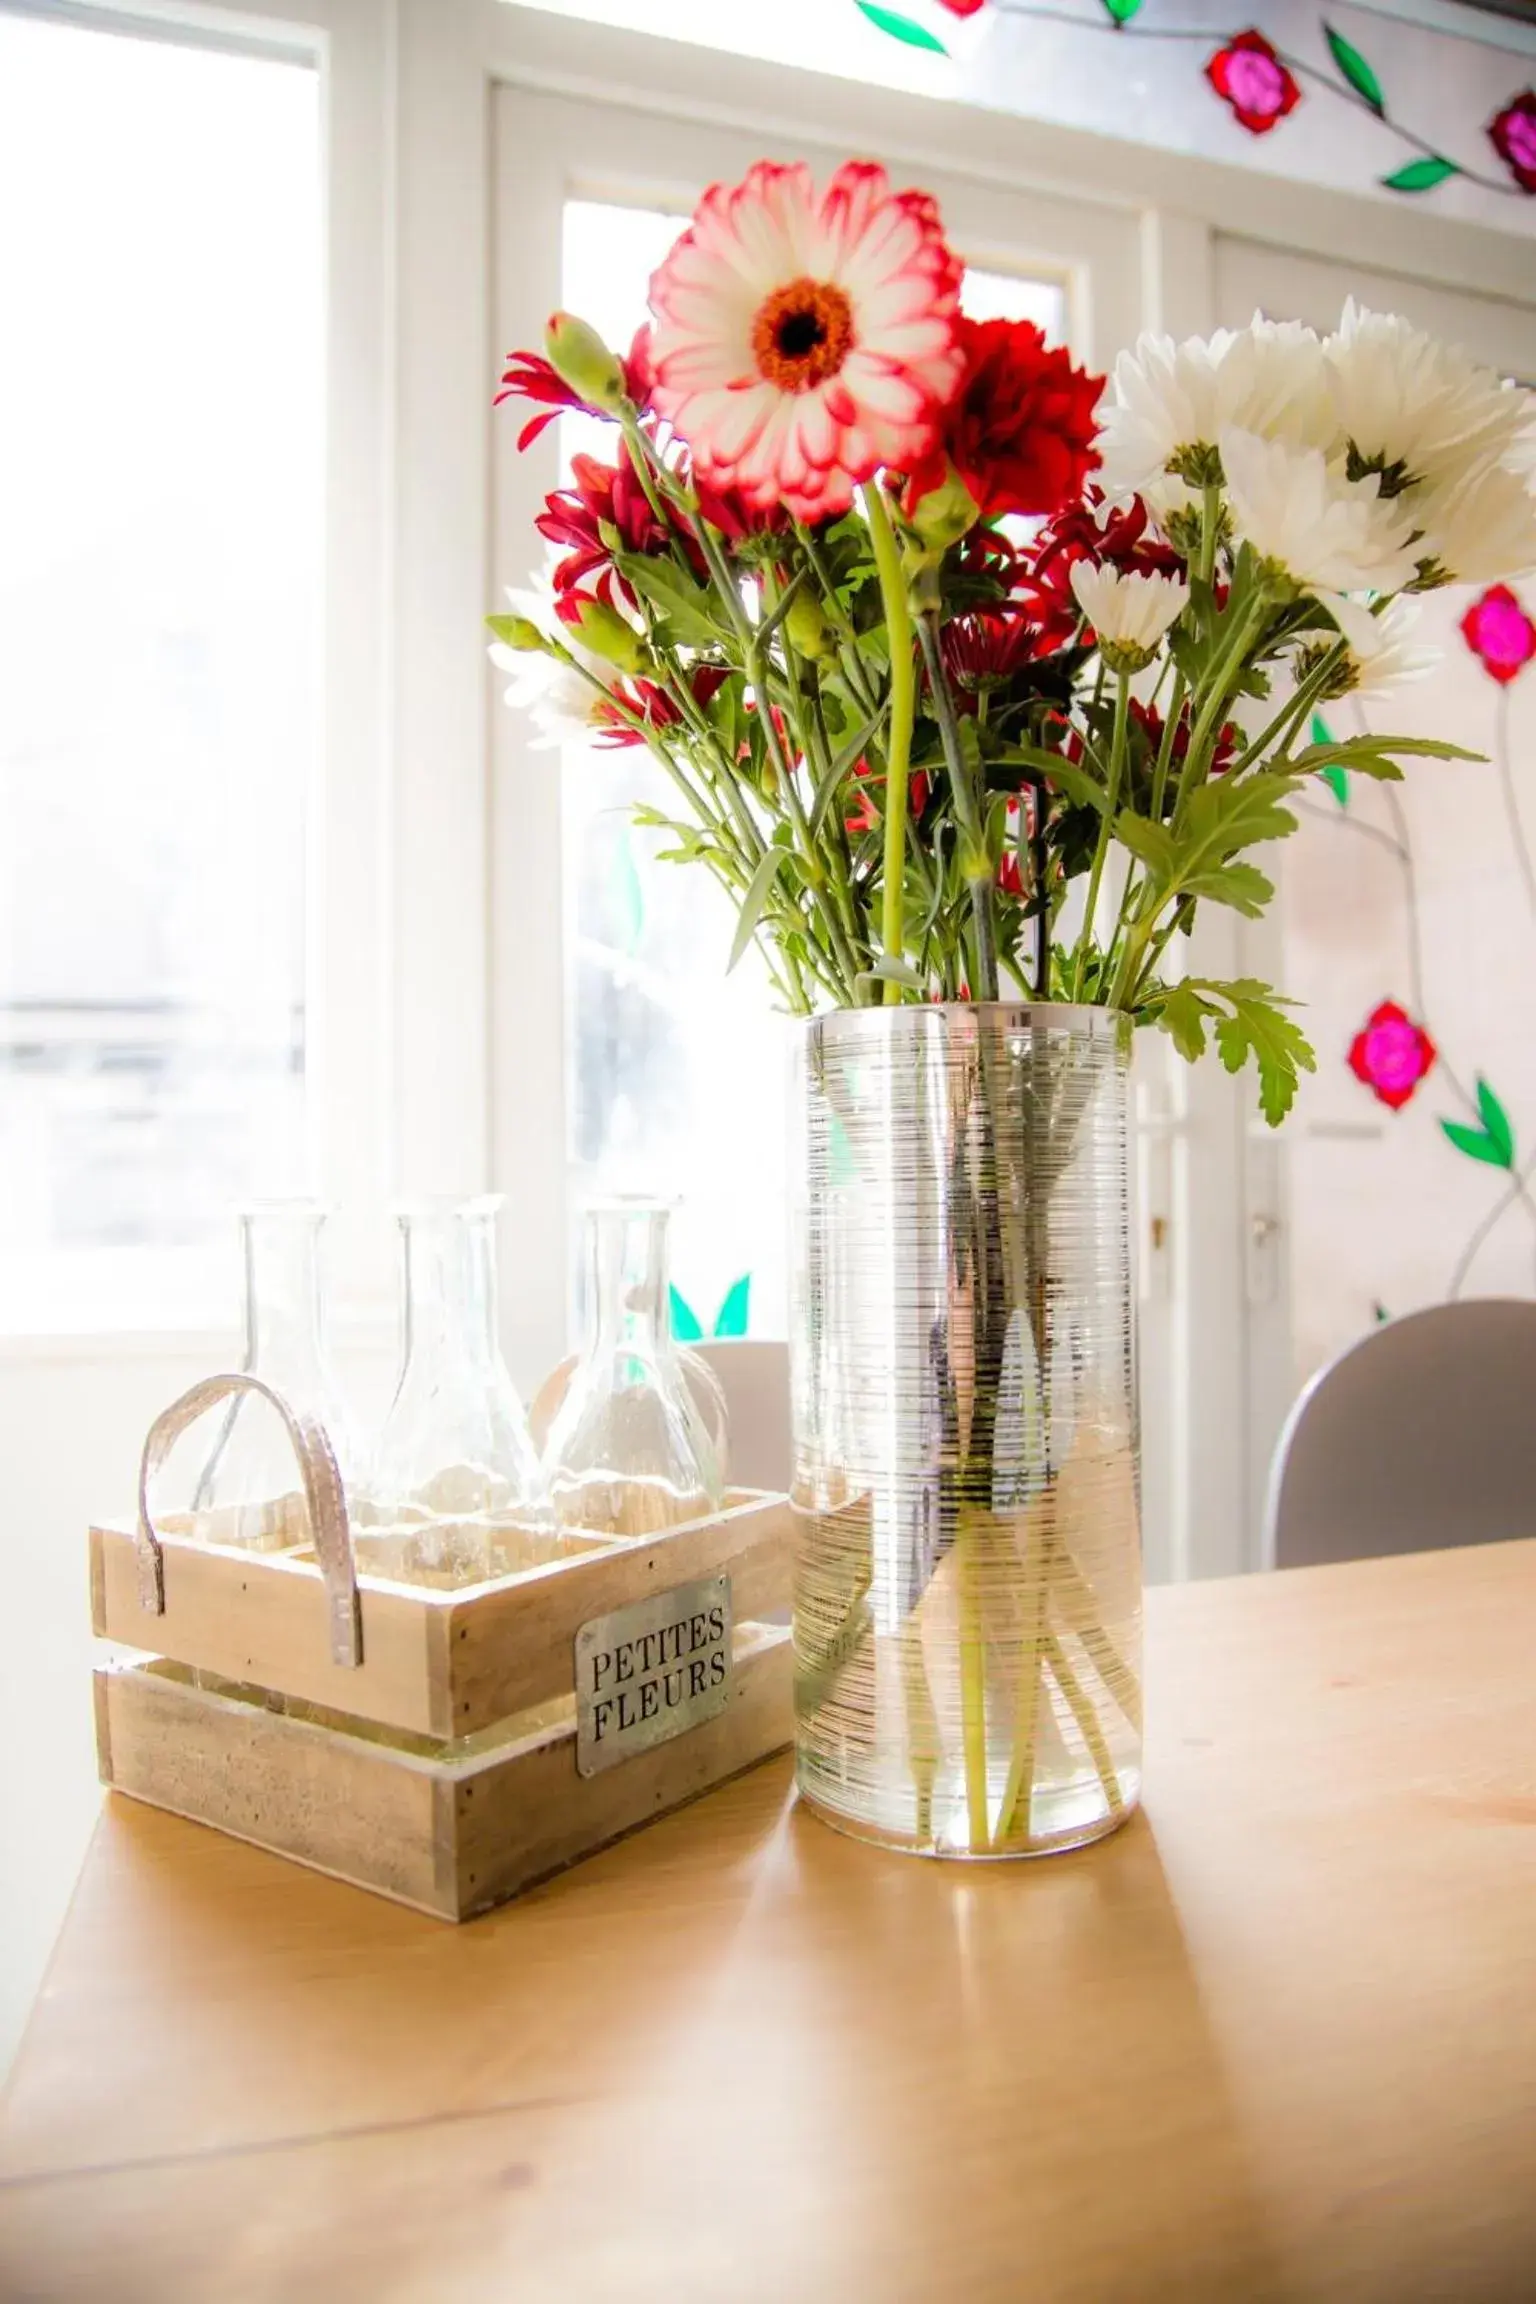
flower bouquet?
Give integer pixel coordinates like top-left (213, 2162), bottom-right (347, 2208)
top-left (492, 158), bottom-right (1536, 1855)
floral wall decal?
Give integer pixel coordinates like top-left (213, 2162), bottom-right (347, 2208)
top-left (1490, 91), bottom-right (1536, 195)
top-left (1206, 31), bottom-right (1301, 137)
top-left (1440, 1077), bottom-right (1516, 1171)
top-left (1461, 586), bottom-right (1536, 688)
top-left (856, 0), bottom-right (1535, 201)
top-left (1348, 999), bottom-right (1436, 1110)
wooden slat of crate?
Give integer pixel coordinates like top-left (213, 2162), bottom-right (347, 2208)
top-left (90, 1491), bottom-right (792, 1740)
top-left (94, 1626), bottom-right (793, 1921)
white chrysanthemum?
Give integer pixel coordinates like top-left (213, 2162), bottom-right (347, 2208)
top-left (1325, 301), bottom-right (1536, 495)
top-left (1318, 592), bottom-right (1437, 700)
top-left (489, 582), bottom-right (620, 749)
top-left (1069, 562), bottom-right (1189, 667)
top-left (1220, 428), bottom-right (1420, 594)
top-left (1412, 456), bottom-right (1536, 587)
top-left (1097, 316), bottom-right (1332, 504)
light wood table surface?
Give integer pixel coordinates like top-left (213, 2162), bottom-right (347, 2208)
top-left (3, 1541), bottom-right (1534, 2303)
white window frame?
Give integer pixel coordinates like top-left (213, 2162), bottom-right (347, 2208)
top-left (11, 0), bottom-right (1534, 1576)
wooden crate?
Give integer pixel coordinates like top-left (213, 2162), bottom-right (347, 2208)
top-left (93, 1373), bottom-right (794, 1919)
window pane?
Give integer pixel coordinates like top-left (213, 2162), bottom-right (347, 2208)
top-left (558, 203), bottom-right (1067, 1342)
top-left (0, 18), bottom-right (321, 1329)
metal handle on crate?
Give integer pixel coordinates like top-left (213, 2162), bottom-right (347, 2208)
top-left (135, 1373), bottom-right (363, 1668)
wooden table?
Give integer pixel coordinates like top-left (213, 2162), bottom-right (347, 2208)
top-left (3, 1543), bottom-right (1534, 2303)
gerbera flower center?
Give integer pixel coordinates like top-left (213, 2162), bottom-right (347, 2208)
top-left (751, 277), bottom-right (854, 393)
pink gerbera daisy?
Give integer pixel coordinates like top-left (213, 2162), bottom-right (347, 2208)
top-left (646, 160), bottom-right (965, 524)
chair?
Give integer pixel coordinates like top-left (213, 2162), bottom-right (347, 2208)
top-left (689, 1338), bottom-right (792, 1495)
top-left (1264, 1297), bottom-right (1536, 1570)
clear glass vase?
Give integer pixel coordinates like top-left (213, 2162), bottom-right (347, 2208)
top-left (543, 1198), bottom-right (725, 1537)
top-left (790, 1004), bottom-right (1142, 1859)
top-left (355, 1197), bottom-right (553, 1587)
top-left (190, 1201), bottom-right (356, 1551)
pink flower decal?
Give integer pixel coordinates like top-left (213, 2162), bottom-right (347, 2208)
top-left (1349, 1001), bottom-right (1437, 1111)
top-left (1205, 31), bottom-right (1301, 136)
top-left (1460, 585), bottom-right (1536, 686)
top-left (1489, 90), bottom-right (1536, 194)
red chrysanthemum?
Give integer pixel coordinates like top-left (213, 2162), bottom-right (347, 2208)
top-left (1205, 31), bottom-right (1301, 136)
top-left (936, 0), bottom-right (987, 13)
top-left (593, 665), bottom-right (730, 750)
top-left (537, 444), bottom-right (684, 608)
top-left (940, 608), bottom-right (1050, 700)
top-left (1460, 585), bottom-right (1536, 685)
top-left (494, 326), bottom-right (653, 450)
top-left (1489, 90), bottom-right (1536, 194)
top-left (905, 317), bottom-right (1103, 523)
top-left (1129, 698), bottom-right (1239, 783)
top-left (1348, 1001), bottom-right (1437, 1111)
top-left (843, 760), bottom-right (933, 838)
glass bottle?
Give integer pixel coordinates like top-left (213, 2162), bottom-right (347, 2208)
top-left (190, 1201), bottom-right (356, 1551)
top-left (355, 1196), bottom-right (552, 1587)
top-left (544, 1198), bottom-right (724, 1537)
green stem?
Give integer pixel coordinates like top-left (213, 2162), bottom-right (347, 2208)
top-left (861, 479), bottom-right (915, 1004)
top-left (1073, 670), bottom-right (1130, 1001)
top-left (1230, 640), bottom-right (1347, 779)
top-left (915, 613), bottom-right (999, 1002)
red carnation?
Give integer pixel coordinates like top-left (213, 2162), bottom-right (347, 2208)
top-left (1489, 90), bottom-right (1536, 193)
top-left (1460, 585), bottom-right (1536, 685)
top-left (1205, 31), bottom-right (1301, 136)
top-left (1015, 491), bottom-right (1181, 653)
top-left (1348, 1001), bottom-right (1436, 1111)
top-left (905, 318), bottom-right (1103, 524)
top-left (936, 0), bottom-right (987, 12)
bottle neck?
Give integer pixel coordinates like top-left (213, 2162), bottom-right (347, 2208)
top-left (584, 1204), bottom-right (674, 1362)
top-left (399, 1206), bottom-right (500, 1370)
top-left (240, 1208), bottom-right (330, 1389)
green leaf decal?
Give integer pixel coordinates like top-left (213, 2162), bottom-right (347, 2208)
top-left (670, 1285), bottom-right (704, 1343)
top-left (1475, 1077), bottom-right (1515, 1168)
top-left (1311, 712), bottom-right (1334, 749)
top-left (853, 1), bottom-right (948, 52)
top-left (1102, 0), bottom-right (1143, 20)
top-left (1382, 155), bottom-right (1461, 194)
top-left (1319, 764), bottom-right (1350, 807)
top-left (713, 1275), bottom-right (751, 1339)
top-left (1440, 1119), bottom-right (1514, 1170)
top-left (1324, 24), bottom-right (1385, 114)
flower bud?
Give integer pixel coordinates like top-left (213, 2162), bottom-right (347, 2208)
top-left (556, 590), bottom-right (646, 673)
top-left (545, 311), bottom-right (627, 413)
top-left (485, 610), bottom-right (547, 652)
top-left (905, 458), bottom-right (980, 552)
top-left (783, 585), bottom-right (832, 661)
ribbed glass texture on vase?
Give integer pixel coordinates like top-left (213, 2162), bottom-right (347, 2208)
top-left (790, 1005), bottom-right (1142, 1858)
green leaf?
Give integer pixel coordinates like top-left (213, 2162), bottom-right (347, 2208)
top-left (1325, 23), bottom-right (1385, 114)
top-left (1003, 748), bottom-right (1107, 815)
top-left (853, 1), bottom-right (948, 52)
top-left (1102, 0), bottom-right (1143, 18)
top-left (1382, 155), bottom-right (1461, 194)
top-left (1319, 764), bottom-right (1350, 807)
top-left (1440, 1118), bottom-right (1512, 1169)
top-left (1151, 978), bottom-right (1316, 1126)
top-left (1114, 811), bottom-right (1178, 882)
top-left (713, 1275), bottom-right (751, 1339)
top-left (809, 703), bottom-right (887, 839)
top-left (856, 955), bottom-right (926, 995)
top-left (1476, 1077), bottom-right (1515, 1167)
top-left (1180, 859), bottom-right (1276, 918)
top-left (1291, 735), bottom-right (1477, 777)
top-left (613, 551), bottom-right (721, 648)
top-left (670, 1286), bottom-right (704, 1344)
top-left (727, 844), bottom-right (788, 973)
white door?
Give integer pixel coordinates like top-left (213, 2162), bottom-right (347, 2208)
top-left (1212, 241), bottom-right (1536, 1550)
top-left (486, 77), bottom-right (1199, 1578)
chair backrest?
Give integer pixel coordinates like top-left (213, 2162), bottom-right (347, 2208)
top-left (688, 1339), bottom-right (792, 1496)
top-left (1264, 1296), bottom-right (1536, 1570)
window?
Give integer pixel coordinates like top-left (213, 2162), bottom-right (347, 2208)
top-left (0, 15), bottom-right (322, 1330)
top-left (557, 202), bottom-right (1068, 1341)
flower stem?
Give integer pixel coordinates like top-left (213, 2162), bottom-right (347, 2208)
top-left (915, 611), bottom-right (1000, 1002)
top-left (861, 478), bottom-right (915, 1004)
top-left (1073, 670), bottom-right (1130, 1001)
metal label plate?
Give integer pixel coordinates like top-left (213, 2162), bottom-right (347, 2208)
top-left (574, 1572), bottom-right (733, 1779)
